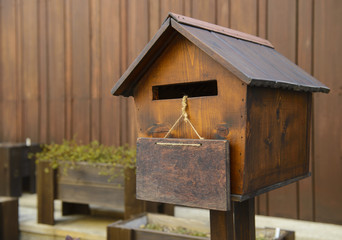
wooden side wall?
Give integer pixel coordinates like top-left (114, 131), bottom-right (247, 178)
top-left (0, 0), bottom-right (341, 224)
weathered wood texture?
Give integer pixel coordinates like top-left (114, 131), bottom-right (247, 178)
top-left (137, 138), bottom-right (230, 210)
top-left (210, 210), bottom-right (234, 240)
top-left (245, 87), bottom-right (312, 194)
top-left (37, 161), bottom-right (143, 225)
top-left (107, 211), bottom-right (293, 240)
top-left (133, 33), bottom-right (311, 199)
top-left (210, 199), bottom-right (256, 240)
top-left (107, 213), bottom-right (209, 240)
top-left (233, 199), bottom-right (256, 240)
top-left (0, 0), bottom-right (340, 224)
top-left (0, 197), bottom-right (19, 240)
top-left (134, 35), bottom-right (247, 195)
top-left (57, 164), bottom-right (125, 209)
top-left (37, 161), bottom-right (55, 225)
top-left (313, 0), bottom-right (342, 225)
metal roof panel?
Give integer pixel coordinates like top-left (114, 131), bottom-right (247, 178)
top-left (112, 13), bottom-right (329, 96)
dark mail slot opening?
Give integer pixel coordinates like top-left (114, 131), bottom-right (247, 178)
top-left (152, 80), bottom-right (218, 100)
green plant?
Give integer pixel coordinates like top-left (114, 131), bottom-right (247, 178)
top-left (140, 223), bottom-right (209, 237)
top-left (30, 139), bottom-right (136, 182)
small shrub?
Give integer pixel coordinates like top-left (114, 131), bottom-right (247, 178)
top-left (30, 139), bottom-right (136, 182)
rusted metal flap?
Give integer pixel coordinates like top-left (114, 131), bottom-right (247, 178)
top-left (136, 138), bottom-right (230, 211)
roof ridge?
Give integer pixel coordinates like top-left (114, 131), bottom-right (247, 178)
top-left (166, 12), bottom-right (274, 48)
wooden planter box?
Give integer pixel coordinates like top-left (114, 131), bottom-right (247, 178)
top-left (0, 143), bottom-right (40, 197)
top-left (107, 213), bottom-right (295, 240)
top-left (107, 213), bottom-right (209, 240)
top-left (37, 161), bottom-right (144, 225)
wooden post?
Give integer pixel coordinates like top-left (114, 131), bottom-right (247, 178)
top-left (210, 209), bottom-right (234, 240)
top-left (37, 161), bottom-right (55, 225)
top-left (0, 197), bottom-right (18, 240)
top-left (27, 150), bottom-right (37, 193)
top-left (124, 167), bottom-right (145, 219)
top-left (0, 147), bottom-right (21, 197)
top-left (210, 198), bottom-right (255, 240)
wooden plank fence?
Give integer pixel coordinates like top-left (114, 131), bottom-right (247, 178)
top-left (0, 0), bottom-right (341, 225)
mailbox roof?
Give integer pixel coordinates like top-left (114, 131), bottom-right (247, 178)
top-left (112, 13), bottom-right (329, 96)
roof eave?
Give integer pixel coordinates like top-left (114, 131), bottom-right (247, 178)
top-left (250, 79), bottom-right (330, 93)
top-left (111, 18), bottom-right (175, 97)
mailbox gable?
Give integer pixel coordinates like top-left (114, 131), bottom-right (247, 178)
top-left (134, 34), bottom-right (247, 194)
top-left (112, 13), bottom-right (329, 97)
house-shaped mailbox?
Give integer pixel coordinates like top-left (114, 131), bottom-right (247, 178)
top-left (112, 13), bottom-right (329, 210)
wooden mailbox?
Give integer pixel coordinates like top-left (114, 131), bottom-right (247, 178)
top-left (112, 13), bottom-right (329, 239)
top-left (112, 12), bottom-right (329, 204)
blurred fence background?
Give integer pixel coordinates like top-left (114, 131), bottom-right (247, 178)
top-left (0, 0), bottom-right (341, 225)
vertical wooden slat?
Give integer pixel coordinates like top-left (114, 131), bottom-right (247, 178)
top-left (127, 0), bottom-right (149, 146)
top-left (71, 0), bottom-right (91, 143)
top-left (160, 0), bottom-right (184, 22)
top-left (313, 0), bottom-right (342, 225)
top-left (1, 0), bottom-right (18, 142)
top-left (47, 0), bottom-right (65, 143)
top-left (257, 0), bottom-right (267, 38)
top-left (297, 0), bottom-right (314, 221)
top-left (216, 0), bottom-right (229, 27)
top-left (64, 0), bottom-right (72, 140)
top-left (16, 0), bottom-right (23, 142)
top-left (37, 161), bottom-right (55, 225)
top-left (256, 193), bottom-right (268, 216)
top-left (119, 0), bottom-right (129, 145)
top-left (38, 0), bottom-right (48, 143)
top-left (0, 0), bottom-right (2, 142)
top-left (267, 0), bottom-right (298, 219)
top-left (184, 0), bottom-right (192, 17)
top-left (191, 0), bottom-right (216, 23)
top-left (149, 0), bottom-right (160, 39)
top-left (127, 0), bottom-right (149, 71)
top-left (90, 0), bottom-right (101, 141)
top-left (267, 0), bottom-right (297, 60)
top-left (230, 0), bottom-right (257, 35)
top-left (101, 0), bottom-right (121, 146)
top-left (21, 0), bottom-right (39, 142)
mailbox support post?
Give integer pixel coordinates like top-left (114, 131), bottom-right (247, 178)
top-left (210, 198), bottom-right (255, 240)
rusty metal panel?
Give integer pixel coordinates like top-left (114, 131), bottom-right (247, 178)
top-left (136, 138), bottom-right (230, 211)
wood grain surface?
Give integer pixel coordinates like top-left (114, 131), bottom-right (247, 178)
top-left (137, 138), bottom-right (230, 210)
